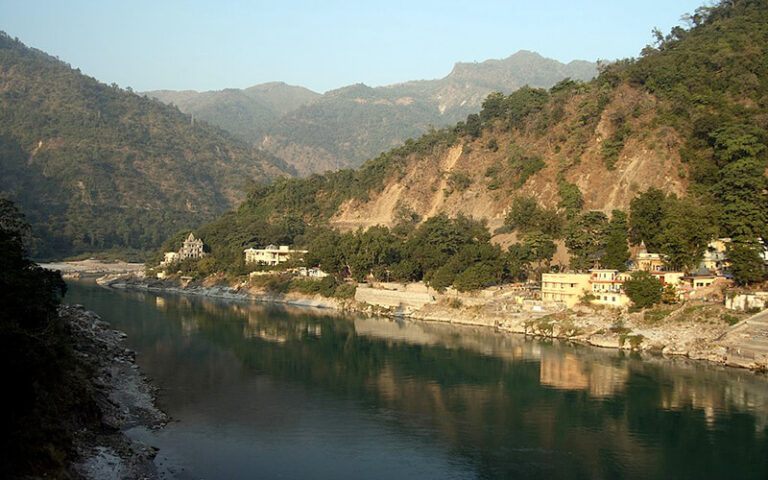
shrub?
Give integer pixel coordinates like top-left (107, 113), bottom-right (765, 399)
top-left (624, 271), bottom-right (663, 308)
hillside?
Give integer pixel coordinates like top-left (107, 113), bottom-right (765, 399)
top-left (263, 50), bottom-right (597, 174)
top-left (0, 32), bottom-right (292, 259)
top-left (187, 0), bottom-right (767, 273)
top-left (148, 51), bottom-right (596, 176)
top-left (146, 82), bottom-right (320, 144)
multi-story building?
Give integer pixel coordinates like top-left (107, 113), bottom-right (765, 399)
top-left (179, 233), bottom-right (206, 260)
top-left (589, 269), bottom-right (631, 307)
top-left (541, 273), bottom-right (591, 307)
top-left (244, 244), bottom-right (308, 266)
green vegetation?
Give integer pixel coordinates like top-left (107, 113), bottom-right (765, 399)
top-left (160, 0), bottom-right (768, 288)
top-left (602, 210), bottom-right (630, 271)
top-left (565, 211), bottom-right (609, 271)
top-left (557, 182), bottom-right (583, 219)
top-left (296, 214), bottom-right (536, 291)
top-left (0, 199), bottom-right (84, 477)
top-left (0, 32), bottom-right (288, 259)
top-left (624, 271), bottom-right (663, 309)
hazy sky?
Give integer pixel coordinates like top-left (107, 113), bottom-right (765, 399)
top-left (0, 0), bottom-right (707, 93)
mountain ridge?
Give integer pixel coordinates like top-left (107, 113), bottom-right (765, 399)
top-left (146, 51), bottom-right (597, 175)
top-left (0, 32), bottom-right (292, 259)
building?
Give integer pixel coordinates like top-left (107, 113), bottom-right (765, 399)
top-left (701, 238), bottom-right (730, 273)
top-left (541, 273), bottom-right (591, 307)
top-left (589, 269), bottom-right (631, 307)
top-left (244, 244), bottom-right (308, 266)
top-left (631, 241), bottom-right (666, 272)
top-left (159, 233), bottom-right (206, 270)
top-left (160, 251), bottom-right (179, 266)
top-left (179, 233), bottom-right (206, 260)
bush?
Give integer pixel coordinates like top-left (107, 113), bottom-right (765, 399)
top-left (623, 271), bottom-right (663, 309)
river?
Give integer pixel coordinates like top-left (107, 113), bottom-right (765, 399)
top-left (65, 280), bottom-right (768, 479)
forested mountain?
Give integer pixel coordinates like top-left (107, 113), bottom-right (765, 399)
top-left (264, 51), bottom-right (597, 174)
top-left (148, 51), bottom-right (596, 175)
top-left (187, 0), bottom-right (768, 279)
top-left (0, 32), bottom-right (292, 259)
top-left (146, 82), bottom-right (320, 146)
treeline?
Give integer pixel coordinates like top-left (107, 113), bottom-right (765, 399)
top-left (0, 32), bottom-right (288, 259)
top-left (302, 214), bottom-right (523, 291)
top-left (0, 199), bottom-right (88, 477)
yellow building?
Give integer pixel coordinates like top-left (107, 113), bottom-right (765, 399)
top-left (244, 244), bottom-right (308, 266)
top-left (541, 273), bottom-right (591, 307)
top-left (589, 269), bottom-right (631, 307)
top-left (632, 241), bottom-right (666, 272)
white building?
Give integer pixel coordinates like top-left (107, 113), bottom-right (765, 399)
top-left (244, 245), bottom-right (307, 266)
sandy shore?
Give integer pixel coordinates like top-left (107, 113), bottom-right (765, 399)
top-left (40, 259), bottom-right (145, 275)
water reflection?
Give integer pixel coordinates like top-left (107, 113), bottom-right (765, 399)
top-left (66, 281), bottom-right (768, 480)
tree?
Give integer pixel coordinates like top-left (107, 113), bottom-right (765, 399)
top-left (557, 182), bottom-right (583, 219)
top-left (522, 231), bottom-right (557, 266)
top-left (565, 211), bottom-right (609, 271)
top-left (304, 228), bottom-right (345, 277)
top-left (658, 196), bottom-right (717, 271)
top-left (504, 196), bottom-right (539, 231)
top-left (727, 241), bottom-right (765, 286)
top-left (507, 244), bottom-right (534, 282)
top-left (623, 271), bottom-right (663, 309)
top-left (712, 157), bottom-right (768, 240)
top-left (629, 188), bottom-right (667, 250)
top-left (602, 210), bottom-right (630, 271)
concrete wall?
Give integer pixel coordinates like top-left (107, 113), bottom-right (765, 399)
top-left (355, 287), bottom-right (436, 310)
top-left (726, 293), bottom-right (768, 311)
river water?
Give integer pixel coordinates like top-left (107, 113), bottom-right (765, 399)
top-left (65, 280), bottom-right (768, 479)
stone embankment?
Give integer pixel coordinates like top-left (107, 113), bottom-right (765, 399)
top-left (101, 275), bottom-right (767, 371)
top-left (103, 275), bottom-right (345, 310)
top-left (60, 305), bottom-right (166, 479)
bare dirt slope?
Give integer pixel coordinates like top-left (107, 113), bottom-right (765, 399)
top-left (331, 85), bottom-right (687, 235)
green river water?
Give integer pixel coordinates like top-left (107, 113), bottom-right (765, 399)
top-left (65, 280), bottom-right (768, 479)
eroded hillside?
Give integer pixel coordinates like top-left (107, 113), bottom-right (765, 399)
top-left (331, 84), bottom-right (688, 233)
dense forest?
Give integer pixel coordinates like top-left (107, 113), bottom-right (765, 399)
top-left (174, 0), bottom-right (768, 288)
top-left (0, 32), bottom-right (291, 260)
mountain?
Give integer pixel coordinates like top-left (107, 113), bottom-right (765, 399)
top-left (264, 51), bottom-right (597, 174)
top-left (147, 51), bottom-right (596, 175)
top-left (146, 82), bottom-right (320, 145)
top-left (0, 32), bottom-right (292, 259)
top-left (189, 0), bottom-right (768, 268)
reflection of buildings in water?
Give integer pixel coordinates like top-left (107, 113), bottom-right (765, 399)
top-left (658, 372), bottom-right (768, 430)
top-left (243, 309), bottom-right (322, 342)
top-left (540, 354), bottom-right (589, 390)
top-left (179, 315), bottom-right (199, 335)
top-left (539, 354), bottom-right (629, 398)
top-left (353, 317), bottom-right (545, 362)
top-left (155, 296), bottom-right (166, 309)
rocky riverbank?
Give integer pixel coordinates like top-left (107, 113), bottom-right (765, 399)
top-left (100, 275), bottom-right (767, 372)
top-left (60, 304), bottom-right (166, 479)
top-left (102, 275), bottom-right (346, 310)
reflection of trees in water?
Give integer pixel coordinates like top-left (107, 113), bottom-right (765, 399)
top-left (162, 294), bottom-right (768, 478)
top-left (69, 283), bottom-right (768, 479)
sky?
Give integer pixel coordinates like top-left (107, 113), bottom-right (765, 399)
top-left (0, 0), bottom-right (708, 93)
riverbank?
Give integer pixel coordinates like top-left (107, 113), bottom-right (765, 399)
top-left (61, 304), bottom-right (166, 479)
top-left (39, 259), bottom-right (145, 279)
top-left (100, 275), bottom-right (766, 372)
